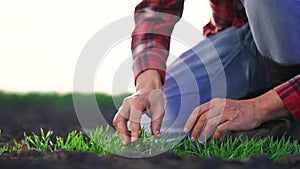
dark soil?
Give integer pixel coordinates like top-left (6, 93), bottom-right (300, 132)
top-left (0, 92), bottom-right (300, 169)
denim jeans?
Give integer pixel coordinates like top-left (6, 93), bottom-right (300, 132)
top-left (161, 0), bottom-right (300, 139)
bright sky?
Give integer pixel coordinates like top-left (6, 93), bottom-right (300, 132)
top-left (0, 0), bottom-right (211, 94)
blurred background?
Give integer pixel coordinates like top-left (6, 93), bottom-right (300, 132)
top-left (0, 1), bottom-right (211, 134)
top-left (0, 0), bottom-right (210, 94)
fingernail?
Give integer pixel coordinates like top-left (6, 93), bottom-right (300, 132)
top-left (122, 140), bottom-right (127, 145)
top-left (131, 137), bottom-right (138, 143)
top-left (183, 127), bottom-right (188, 133)
top-left (156, 130), bottom-right (161, 136)
top-left (203, 135), bottom-right (208, 142)
top-left (191, 137), bottom-right (196, 142)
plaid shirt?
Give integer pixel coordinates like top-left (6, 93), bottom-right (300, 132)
top-left (274, 75), bottom-right (300, 120)
top-left (132, 0), bottom-right (247, 81)
top-left (131, 0), bottom-right (300, 119)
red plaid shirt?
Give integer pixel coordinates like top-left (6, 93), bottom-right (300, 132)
top-left (132, 0), bottom-right (247, 81)
top-left (274, 76), bottom-right (300, 120)
top-left (131, 0), bottom-right (300, 119)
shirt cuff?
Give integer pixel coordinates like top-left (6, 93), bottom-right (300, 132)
top-left (132, 52), bottom-right (167, 84)
top-left (274, 75), bottom-right (300, 120)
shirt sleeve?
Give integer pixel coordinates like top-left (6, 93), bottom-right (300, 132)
top-left (203, 0), bottom-right (247, 37)
top-left (132, 0), bottom-right (184, 83)
top-left (274, 75), bottom-right (300, 120)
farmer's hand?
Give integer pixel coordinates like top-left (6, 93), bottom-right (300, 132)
top-left (184, 90), bottom-right (290, 141)
top-left (113, 70), bottom-right (164, 145)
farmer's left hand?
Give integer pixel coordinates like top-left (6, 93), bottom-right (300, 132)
top-left (183, 90), bottom-right (290, 141)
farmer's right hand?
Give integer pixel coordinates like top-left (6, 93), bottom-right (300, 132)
top-left (113, 70), bottom-right (164, 145)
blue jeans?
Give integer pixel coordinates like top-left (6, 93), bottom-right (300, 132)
top-left (161, 0), bottom-right (300, 138)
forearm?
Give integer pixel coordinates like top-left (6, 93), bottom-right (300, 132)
top-left (136, 70), bottom-right (162, 91)
top-left (255, 90), bottom-right (290, 123)
top-left (255, 75), bottom-right (300, 122)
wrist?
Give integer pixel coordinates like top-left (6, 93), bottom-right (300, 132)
top-left (254, 90), bottom-right (290, 123)
top-left (136, 69), bottom-right (162, 91)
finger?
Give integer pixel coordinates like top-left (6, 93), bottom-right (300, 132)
top-left (117, 98), bottom-right (131, 119)
top-left (113, 99), bottom-right (130, 145)
top-left (191, 113), bottom-right (207, 142)
top-left (150, 109), bottom-right (164, 137)
top-left (184, 102), bottom-right (210, 133)
top-left (149, 100), bottom-right (164, 137)
top-left (203, 102), bottom-right (235, 140)
top-left (129, 107), bottom-right (143, 143)
top-left (113, 113), bottom-right (129, 145)
top-left (202, 114), bottom-right (222, 141)
top-left (148, 89), bottom-right (164, 137)
top-left (214, 121), bottom-right (237, 139)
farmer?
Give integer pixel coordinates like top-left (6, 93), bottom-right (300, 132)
top-left (113, 0), bottom-right (300, 145)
